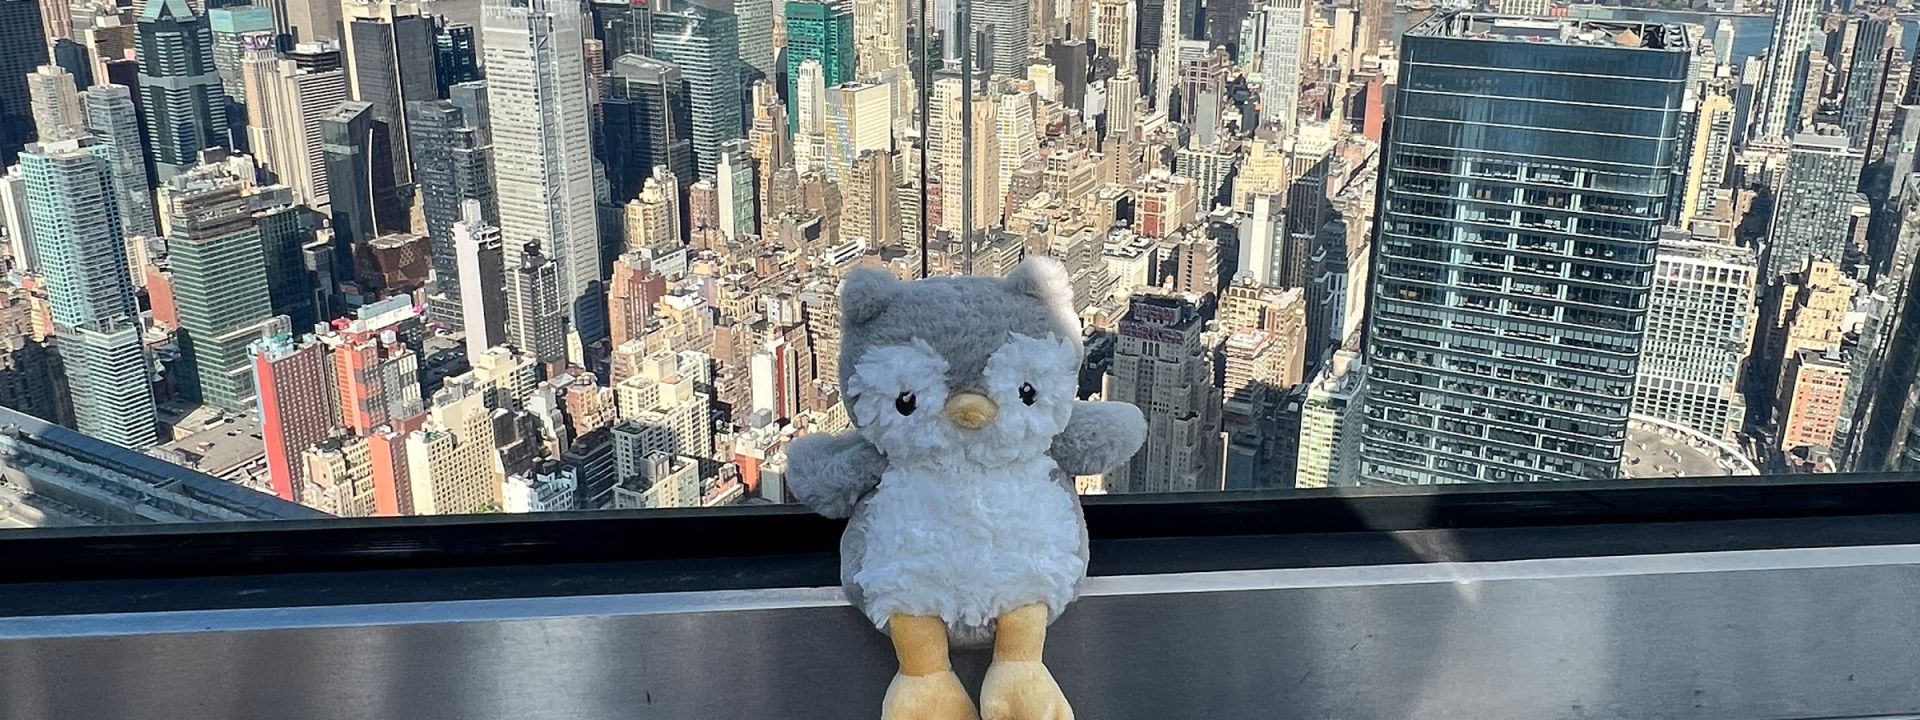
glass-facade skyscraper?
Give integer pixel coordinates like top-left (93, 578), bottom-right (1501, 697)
top-left (783, 2), bottom-right (852, 135)
top-left (602, 55), bottom-right (693, 204)
top-left (410, 81), bottom-right (498, 330)
top-left (651, 1), bottom-right (741, 179)
top-left (136, 0), bottom-right (229, 181)
top-left (164, 165), bottom-right (280, 411)
top-left (20, 138), bottom-right (158, 449)
top-left (1361, 14), bottom-right (1690, 484)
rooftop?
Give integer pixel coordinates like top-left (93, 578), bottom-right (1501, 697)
top-left (153, 406), bottom-right (267, 483)
top-left (1412, 12), bottom-right (1689, 52)
top-left (1624, 415), bottom-right (1758, 479)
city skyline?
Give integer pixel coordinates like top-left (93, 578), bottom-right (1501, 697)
top-left (0, 0), bottom-right (1911, 527)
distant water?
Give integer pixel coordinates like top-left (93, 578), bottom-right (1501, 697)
top-left (1569, 6), bottom-right (1920, 67)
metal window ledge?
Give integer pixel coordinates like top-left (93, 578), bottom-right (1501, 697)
top-left (5, 479), bottom-right (1920, 719)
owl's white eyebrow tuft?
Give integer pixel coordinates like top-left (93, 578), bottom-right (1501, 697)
top-left (845, 339), bottom-right (949, 400)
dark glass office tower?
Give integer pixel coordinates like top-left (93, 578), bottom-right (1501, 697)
top-left (322, 101), bottom-right (377, 283)
top-left (409, 81), bottom-right (497, 330)
top-left (0, 0), bottom-right (43, 165)
top-left (434, 20), bottom-right (480, 94)
top-left (344, 4), bottom-right (438, 232)
top-left (589, 0), bottom-right (651, 65)
top-left (1361, 14), bottom-right (1689, 485)
top-left (136, 0), bottom-right (228, 180)
top-left (650, 1), bottom-right (740, 178)
top-left (602, 54), bottom-right (693, 203)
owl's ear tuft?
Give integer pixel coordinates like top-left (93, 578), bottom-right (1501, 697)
top-left (840, 266), bottom-right (899, 325)
top-left (1003, 256), bottom-right (1072, 309)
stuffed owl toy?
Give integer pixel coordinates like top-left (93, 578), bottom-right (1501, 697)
top-left (787, 257), bottom-right (1146, 720)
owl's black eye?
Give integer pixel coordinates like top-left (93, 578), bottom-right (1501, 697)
top-left (1019, 383), bottom-right (1037, 406)
top-left (895, 391), bottom-right (917, 416)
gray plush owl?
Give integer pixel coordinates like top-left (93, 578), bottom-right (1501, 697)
top-left (787, 257), bottom-right (1146, 720)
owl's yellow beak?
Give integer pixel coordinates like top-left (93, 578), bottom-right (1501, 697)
top-left (944, 392), bottom-right (998, 430)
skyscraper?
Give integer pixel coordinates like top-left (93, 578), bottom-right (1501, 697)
top-left (322, 101), bottom-right (378, 276)
top-left (844, 149), bottom-right (898, 247)
top-left (1361, 15), bottom-right (1688, 485)
top-left (244, 46), bottom-right (349, 209)
top-left (342, 0), bottom-right (439, 231)
top-left (27, 65), bottom-right (83, 140)
top-left (784, 2), bottom-right (853, 135)
top-left (505, 244), bottom-right (565, 361)
top-left (1837, 11), bottom-right (1894, 150)
top-left (1237, 191), bottom-right (1283, 285)
top-left (1090, 0), bottom-right (1135, 67)
top-left (1295, 348), bottom-right (1365, 489)
top-left (453, 200), bottom-right (507, 360)
top-left (1765, 133), bottom-right (1868, 278)
top-left (409, 81), bottom-right (497, 329)
top-left (251, 331), bottom-right (338, 502)
top-left (79, 83), bottom-right (158, 241)
top-left (0, 0), bottom-right (46, 164)
top-left (136, 0), bottom-right (227, 180)
top-left (1256, 0), bottom-right (1304, 134)
top-left (50, 37), bottom-right (92, 89)
top-left (21, 137), bottom-right (156, 448)
top-left (734, 0), bottom-right (773, 83)
top-left (1635, 236), bottom-right (1757, 443)
top-left (588, 0), bottom-right (652, 61)
top-left (484, 0), bottom-right (601, 354)
top-left (1751, 0), bottom-right (1817, 141)
top-left (931, 76), bottom-right (998, 238)
top-left (602, 54), bottom-right (693, 203)
top-left (716, 139), bottom-right (755, 241)
top-left (651, 1), bottom-right (741, 178)
top-left (163, 160), bottom-right (281, 410)
top-left (972, 0), bottom-right (1028, 76)
top-left (1680, 86), bottom-right (1736, 225)
top-left (1104, 294), bottom-right (1221, 493)
top-left (434, 20), bottom-right (480, 94)
top-left (207, 6), bottom-right (274, 99)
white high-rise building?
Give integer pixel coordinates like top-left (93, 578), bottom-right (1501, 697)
top-left (483, 0), bottom-right (601, 356)
top-left (995, 87), bottom-right (1036, 206)
top-left (931, 77), bottom-right (1000, 237)
top-left (794, 59), bottom-right (828, 173)
top-left (1296, 348), bottom-right (1365, 488)
top-left (1751, 0), bottom-right (1817, 141)
top-left (453, 200), bottom-right (507, 361)
top-left (1635, 237), bottom-right (1757, 443)
top-left (27, 65), bottom-right (84, 140)
top-left (1237, 191), bottom-right (1283, 286)
top-left (1089, 0), bottom-right (1135, 64)
top-left (825, 80), bottom-right (893, 182)
top-left (1257, 0), bottom-right (1305, 134)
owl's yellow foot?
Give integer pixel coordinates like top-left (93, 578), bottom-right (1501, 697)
top-left (980, 604), bottom-right (1072, 720)
top-left (881, 669), bottom-right (979, 720)
top-left (980, 661), bottom-right (1072, 720)
top-left (883, 613), bottom-right (977, 720)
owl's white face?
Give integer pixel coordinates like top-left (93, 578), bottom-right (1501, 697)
top-left (845, 333), bottom-right (1079, 468)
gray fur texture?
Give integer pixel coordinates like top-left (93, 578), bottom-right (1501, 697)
top-left (785, 431), bottom-right (885, 519)
top-left (783, 257), bottom-right (1146, 643)
top-left (1050, 400), bottom-right (1148, 476)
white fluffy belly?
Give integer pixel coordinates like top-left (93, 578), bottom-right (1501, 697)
top-left (852, 455), bottom-right (1085, 633)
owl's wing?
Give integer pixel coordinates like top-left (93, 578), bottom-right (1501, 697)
top-left (785, 430), bottom-right (886, 519)
top-left (1049, 400), bottom-right (1147, 476)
